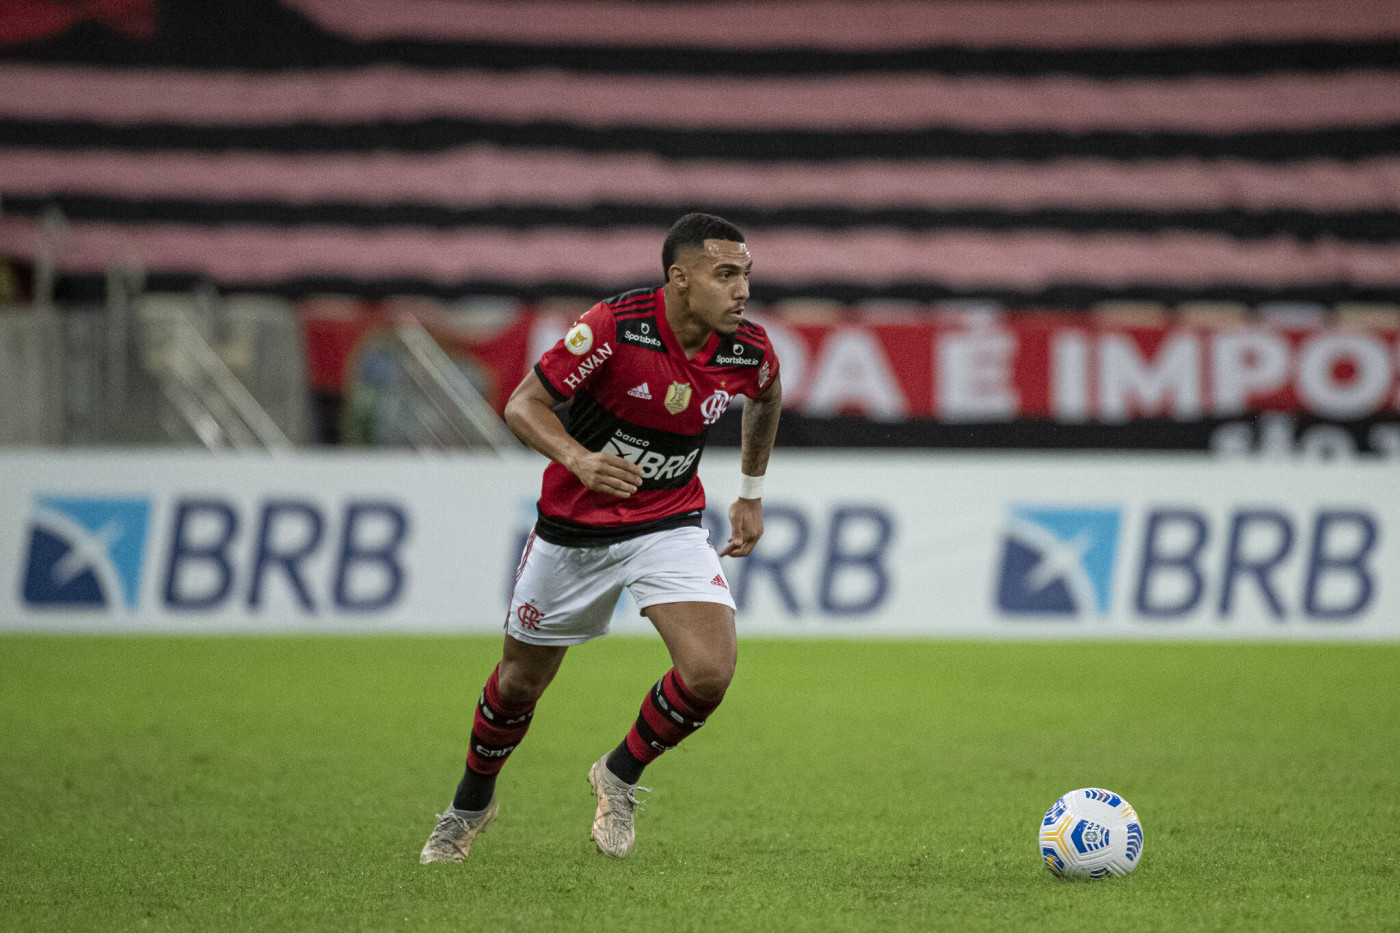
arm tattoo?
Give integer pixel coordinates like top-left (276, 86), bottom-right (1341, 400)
top-left (739, 379), bottom-right (782, 477)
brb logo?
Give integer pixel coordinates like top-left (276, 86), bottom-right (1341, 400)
top-left (997, 504), bottom-right (1381, 622)
top-left (24, 496), bottom-right (152, 609)
top-left (21, 494), bottom-right (409, 614)
top-left (997, 507), bottom-right (1120, 616)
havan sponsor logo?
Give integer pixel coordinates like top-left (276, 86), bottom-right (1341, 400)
top-left (563, 343), bottom-right (614, 390)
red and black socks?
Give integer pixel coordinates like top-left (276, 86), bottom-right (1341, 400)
top-left (606, 668), bottom-right (722, 785)
top-left (453, 665), bottom-right (535, 811)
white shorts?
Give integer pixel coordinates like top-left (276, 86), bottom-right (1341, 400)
top-left (506, 525), bottom-right (735, 646)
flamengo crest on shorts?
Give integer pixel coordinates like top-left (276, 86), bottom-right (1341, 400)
top-left (532, 287), bottom-right (779, 537)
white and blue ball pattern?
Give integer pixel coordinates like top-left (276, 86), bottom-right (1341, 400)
top-left (1039, 788), bottom-right (1143, 879)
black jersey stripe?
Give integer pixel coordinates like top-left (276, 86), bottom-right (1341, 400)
top-left (565, 389), bottom-right (710, 491)
top-left (532, 362), bottom-right (568, 403)
top-left (608, 297), bottom-right (655, 314)
top-left (605, 287), bottom-right (654, 305)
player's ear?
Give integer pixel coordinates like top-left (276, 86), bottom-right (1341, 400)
top-left (667, 263), bottom-right (688, 289)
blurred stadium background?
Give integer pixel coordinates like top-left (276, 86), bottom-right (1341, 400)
top-left (2, 0), bottom-right (1397, 638)
top-left (3, 0), bottom-right (1397, 456)
top-left (3, 5), bottom-right (1400, 930)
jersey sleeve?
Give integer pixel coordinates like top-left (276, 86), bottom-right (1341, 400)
top-left (742, 327), bottom-right (781, 400)
top-left (533, 302), bottom-right (618, 402)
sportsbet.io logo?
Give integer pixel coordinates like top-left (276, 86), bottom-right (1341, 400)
top-left (23, 495), bottom-right (153, 610)
top-left (997, 506), bottom-right (1121, 617)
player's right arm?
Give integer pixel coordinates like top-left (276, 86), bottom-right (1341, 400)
top-left (503, 371), bottom-right (642, 498)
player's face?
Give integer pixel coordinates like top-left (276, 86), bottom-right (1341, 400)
top-left (682, 239), bottom-right (752, 334)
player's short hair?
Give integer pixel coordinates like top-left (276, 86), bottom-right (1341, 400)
top-left (662, 213), bottom-right (746, 279)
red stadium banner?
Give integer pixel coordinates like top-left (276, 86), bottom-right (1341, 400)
top-left (299, 299), bottom-right (1400, 454)
top-left (770, 311), bottom-right (1400, 423)
top-left (0, 0), bottom-right (156, 43)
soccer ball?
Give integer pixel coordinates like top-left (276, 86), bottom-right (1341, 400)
top-left (1039, 788), bottom-right (1144, 879)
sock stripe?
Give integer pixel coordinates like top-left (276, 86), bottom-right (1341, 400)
top-left (467, 665), bottom-right (536, 777)
top-left (652, 679), bottom-right (706, 729)
top-left (622, 668), bottom-right (724, 767)
top-left (631, 710), bottom-right (677, 754)
top-left (639, 693), bottom-right (684, 738)
top-left (661, 669), bottom-right (713, 720)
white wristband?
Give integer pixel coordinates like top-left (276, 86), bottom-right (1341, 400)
top-left (738, 473), bottom-right (765, 499)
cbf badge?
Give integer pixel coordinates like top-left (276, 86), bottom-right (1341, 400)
top-left (664, 382), bottom-right (692, 414)
top-left (565, 322), bottom-right (594, 356)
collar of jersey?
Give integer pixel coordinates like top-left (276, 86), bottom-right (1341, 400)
top-left (655, 288), bottom-right (720, 363)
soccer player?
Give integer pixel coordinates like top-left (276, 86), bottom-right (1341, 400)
top-left (421, 213), bottom-right (782, 863)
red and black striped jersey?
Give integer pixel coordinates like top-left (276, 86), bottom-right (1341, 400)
top-left (532, 286), bottom-right (779, 546)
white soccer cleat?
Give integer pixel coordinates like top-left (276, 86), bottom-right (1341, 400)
top-left (419, 799), bottom-right (499, 863)
top-left (587, 756), bottom-right (649, 858)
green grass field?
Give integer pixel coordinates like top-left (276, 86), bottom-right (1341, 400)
top-left (2, 635), bottom-right (1398, 932)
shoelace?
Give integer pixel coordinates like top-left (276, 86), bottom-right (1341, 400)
top-left (434, 810), bottom-right (482, 835)
top-left (600, 783), bottom-right (651, 824)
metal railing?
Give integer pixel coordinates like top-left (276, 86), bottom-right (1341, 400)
top-left (139, 298), bottom-right (293, 450)
top-left (2, 203), bottom-right (511, 450)
top-left (391, 317), bottom-right (517, 453)
top-left (338, 314), bottom-right (517, 453)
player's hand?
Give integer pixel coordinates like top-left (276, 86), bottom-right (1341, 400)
top-left (571, 451), bottom-right (643, 498)
top-left (720, 496), bottom-right (764, 557)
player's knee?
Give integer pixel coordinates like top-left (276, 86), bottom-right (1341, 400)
top-left (496, 661), bottom-right (551, 706)
top-left (681, 657), bottom-right (734, 704)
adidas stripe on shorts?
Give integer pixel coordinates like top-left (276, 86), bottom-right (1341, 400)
top-left (506, 525), bottom-right (735, 646)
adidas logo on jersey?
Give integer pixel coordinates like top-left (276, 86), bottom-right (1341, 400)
top-left (711, 574), bottom-right (728, 589)
top-left (628, 383), bottom-right (652, 399)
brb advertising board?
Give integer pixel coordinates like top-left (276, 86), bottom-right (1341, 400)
top-left (699, 453), bottom-right (1398, 639)
top-left (0, 451), bottom-right (542, 632)
top-left (1, 450), bottom-right (1395, 639)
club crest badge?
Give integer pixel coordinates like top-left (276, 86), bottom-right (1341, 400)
top-left (701, 389), bottom-right (732, 425)
top-left (664, 382), bottom-right (692, 415)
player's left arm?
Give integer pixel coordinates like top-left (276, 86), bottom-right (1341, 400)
top-left (720, 373), bottom-right (782, 558)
